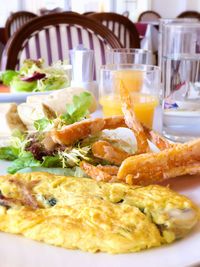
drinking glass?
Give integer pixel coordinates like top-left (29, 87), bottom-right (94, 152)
top-left (99, 64), bottom-right (161, 128)
top-left (162, 23), bottom-right (200, 142)
top-left (158, 18), bottom-right (198, 68)
top-left (106, 48), bottom-right (153, 65)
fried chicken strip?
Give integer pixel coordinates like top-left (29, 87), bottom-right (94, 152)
top-left (92, 140), bottom-right (131, 165)
top-left (51, 116), bottom-right (126, 146)
top-left (80, 161), bottom-right (114, 182)
top-left (119, 81), bottom-right (149, 154)
top-left (143, 126), bottom-right (175, 150)
top-left (117, 138), bottom-right (200, 186)
top-left (97, 165), bottom-right (119, 175)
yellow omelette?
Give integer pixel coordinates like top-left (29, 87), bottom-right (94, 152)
top-left (0, 172), bottom-right (198, 254)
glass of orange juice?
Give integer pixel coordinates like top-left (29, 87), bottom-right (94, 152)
top-left (99, 64), bottom-right (161, 128)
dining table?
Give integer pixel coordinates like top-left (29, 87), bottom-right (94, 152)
top-left (0, 103), bottom-right (200, 267)
top-left (0, 27), bottom-right (200, 266)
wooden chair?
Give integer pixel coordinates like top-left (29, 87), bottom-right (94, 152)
top-left (88, 12), bottom-right (140, 48)
top-left (5, 11), bottom-right (37, 41)
top-left (82, 12), bottom-right (96, 16)
top-left (177, 11), bottom-right (200, 20)
top-left (138, 10), bottom-right (161, 22)
top-left (1, 13), bottom-right (123, 80)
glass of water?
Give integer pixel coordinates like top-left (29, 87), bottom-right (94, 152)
top-left (158, 18), bottom-right (198, 68)
top-left (106, 48), bottom-right (153, 65)
top-left (162, 23), bottom-right (200, 142)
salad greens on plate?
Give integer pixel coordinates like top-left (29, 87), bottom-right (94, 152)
top-left (0, 59), bottom-right (71, 93)
top-left (0, 91), bottom-right (94, 175)
top-left (0, 90), bottom-right (135, 176)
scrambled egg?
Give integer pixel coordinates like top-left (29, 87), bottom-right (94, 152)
top-left (0, 172), bottom-right (198, 254)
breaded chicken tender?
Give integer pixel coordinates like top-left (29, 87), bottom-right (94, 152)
top-left (0, 172), bottom-right (198, 254)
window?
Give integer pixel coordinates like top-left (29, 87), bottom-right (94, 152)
top-left (0, 0), bottom-right (150, 27)
top-left (115, 0), bottom-right (151, 21)
top-left (0, 0), bottom-right (20, 26)
top-left (71, 0), bottom-right (113, 13)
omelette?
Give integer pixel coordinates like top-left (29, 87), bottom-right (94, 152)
top-left (0, 172), bottom-right (198, 254)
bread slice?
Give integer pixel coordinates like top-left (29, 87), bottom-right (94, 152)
top-left (27, 87), bottom-right (97, 115)
top-left (17, 102), bottom-right (55, 131)
top-left (0, 103), bottom-right (27, 136)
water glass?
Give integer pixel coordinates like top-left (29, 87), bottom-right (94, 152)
top-left (158, 18), bottom-right (198, 68)
top-left (99, 64), bottom-right (160, 128)
top-left (106, 48), bottom-right (153, 65)
top-left (162, 23), bottom-right (200, 142)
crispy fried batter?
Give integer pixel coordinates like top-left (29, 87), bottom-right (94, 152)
top-left (117, 138), bottom-right (200, 185)
top-left (97, 165), bottom-right (119, 175)
top-left (51, 116), bottom-right (126, 146)
top-left (119, 81), bottom-right (149, 154)
top-left (143, 126), bottom-right (175, 150)
top-left (92, 140), bottom-right (131, 165)
top-left (80, 161), bottom-right (114, 182)
top-left (103, 116), bottom-right (126, 129)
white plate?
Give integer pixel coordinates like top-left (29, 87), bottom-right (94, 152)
top-left (0, 91), bottom-right (54, 104)
top-left (0, 160), bottom-right (199, 267)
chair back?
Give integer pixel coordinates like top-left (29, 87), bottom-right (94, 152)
top-left (138, 10), bottom-right (161, 22)
top-left (82, 12), bottom-right (96, 15)
top-left (88, 12), bottom-right (140, 48)
top-left (1, 13), bottom-right (123, 80)
top-left (177, 11), bottom-right (200, 20)
top-left (5, 11), bottom-right (37, 40)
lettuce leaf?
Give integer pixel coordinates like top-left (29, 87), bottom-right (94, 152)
top-left (17, 166), bottom-right (87, 177)
top-left (0, 70), bottom-right (18, 86)
top-left (60, 92), bottom-right (92, 124)
top-left (2, 59), bottom-right (70, 92)
top-left (10, 76), bottom-right (37, 92)
top-left (42, 155), bottom-right (62, 168)
top-left (34, 118), bottom-right (53, 131)
top-left (0, 146), bottom-right (18, 160)
top-left (7, 151), bottom-right (41, 174)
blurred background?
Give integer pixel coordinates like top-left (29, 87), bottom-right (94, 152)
top-left (0, 0), bottom-right (200, 26)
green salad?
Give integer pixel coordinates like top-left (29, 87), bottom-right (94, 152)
top-left (0, 59), bottom-right (71, 92)
top-left (0, 91), bottom-right (94, 176)
top-left (0, 91), bottom-right (135, 177)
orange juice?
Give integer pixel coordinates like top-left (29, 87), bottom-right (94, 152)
top-left (100, 93), bottom-right (158, 128)
top-left (113, 69), bottom-right (143, 93)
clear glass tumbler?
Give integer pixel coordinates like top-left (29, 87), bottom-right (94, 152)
top-left (158, 18), bottom-right (198, 68)
top-left (162, 23), bottom-right (200, 142)
top-left (106, 48), bottom-right (153, 65)
top-left (99, 64), bottom-right (161, 128)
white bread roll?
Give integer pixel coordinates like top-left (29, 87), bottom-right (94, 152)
top-left (17, 103), bottom-right (55, 131)
top-left (0, 103), bottom-right (27, 136)
top-left (26, 87), bottom-right (97, 115)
